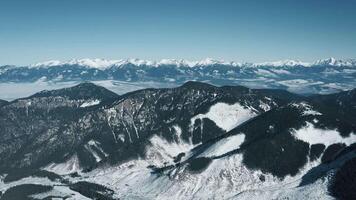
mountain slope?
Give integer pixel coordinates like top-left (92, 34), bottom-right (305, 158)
top-left (0, 81), bottom-right (296, 171)
top-left (0, 83), bottom-right (119, 171)
top-left (0, 82), bottom-right (355, 199)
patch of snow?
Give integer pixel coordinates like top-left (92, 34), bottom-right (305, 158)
top-left (303, 109), bottom-right (322, 116)
top-left (200, 133), bottom-right (245, 157)
top-left (80, 99), bottom-right (101, 107)
top-left (254, 69), bottom-right (277, 77)
top-left (118, 134), bottom-right (125, 142)
top-left (85, 140), bottom-right (107, 162)
top-left (173, 125), bottom-right (183, 142)
top-left (191, 102), bottom-right (257, 132)
top-left (278, 79), bottom-right (324, 93)
top-left (290, 102), bottom-right (322, 116)
top-left (145, 135), bottom-right (193, 166)
top-left (43, 154), bottom-right (81, 175)
top-left (271, 69), bottom-right (291, 74)
top-left (259, 100), bottom-right (271, 111)
top-left (292, 122), bottom-right (356, 146)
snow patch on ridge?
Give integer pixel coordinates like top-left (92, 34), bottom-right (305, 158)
top-left (290, 102), bottom-right (322, 116)
top-left (199, 133), bottom-right (245, 157)
top-left (191, 102), bottom-right (257, 132)
top-left (292, 122), bottom-right (356, 146)
top-left (80, 99), bottom-right (100, 107)
top-left (43, 154), bottom-right (81, 175)
top-left (145, 132), bottom-right (193, 166)
top-left (85, 140), bottom-right (108, 163)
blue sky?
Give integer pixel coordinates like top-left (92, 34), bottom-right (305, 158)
top-left (0, 0), bottom-right (355, 65)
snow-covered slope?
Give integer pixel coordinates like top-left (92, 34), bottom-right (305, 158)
top-left (0, 82), bottom-right (355, 200)
top-left (190, 102), bottom-right (257, 132)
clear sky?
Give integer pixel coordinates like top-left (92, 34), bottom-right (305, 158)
top-left (0, 0), bottom-right (355, 65)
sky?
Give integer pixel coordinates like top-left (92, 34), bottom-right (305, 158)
top-left (0, 0), bottom-right (355, 65)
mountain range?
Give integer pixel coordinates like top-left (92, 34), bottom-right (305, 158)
top-left (1, 58), bottom-right (356, 95)
top-left (28, 57), bottom-right (356, 68)
top-left (0, 81), bottom-right (355, 199)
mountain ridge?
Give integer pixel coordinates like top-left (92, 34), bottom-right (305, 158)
top-left (17, 57), bottom-right (356, 69)
top-left (0, 82), bottom-right (355, 199)
top-left (1, 58), bottom-right (356, 96)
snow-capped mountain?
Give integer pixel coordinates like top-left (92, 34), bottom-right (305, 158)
top-left (253, 59), bottom-right (312, 67)
top-left (1, 58), bottom-right (356, 96)
top-left (30, 58), bottom-right (236, 69)
top-left (0, 82), bottom-right (355, 199)
top-left (314, 58), bottom-right (356, 67)
top-left (29, 58), bottom-right (234, 69)
top-left (27, 57), bottom-right (356, 69)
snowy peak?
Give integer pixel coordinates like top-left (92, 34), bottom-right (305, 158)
top-left (194, 58), bottom-right (239, 66)
top-left (66, 58), bottom-right (122, 69)
top-left (254, 59), bottom-right (311, 67)
top-left (27, 58), bottom-right (356, 70)
top-left (31, 58), bottom-right (123, 69)
top-left (31, 60), bottom-right (62, 67)
top-left (30, 58), bottom-right (240, 69)
top-left (28, 57), bottom-right (356, 69)
top-left (313, 57), bottom-right (356, 67)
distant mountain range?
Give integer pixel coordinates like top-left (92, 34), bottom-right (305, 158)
top-left (0, 82), bottom-right (355, 199)
top-left (27, 57), bottom-right (356, 68)
top-left (1, 58), bottom-right (356, 95)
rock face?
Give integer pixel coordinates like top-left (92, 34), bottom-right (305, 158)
top-left (0, 82), bottom-right (355, 200)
